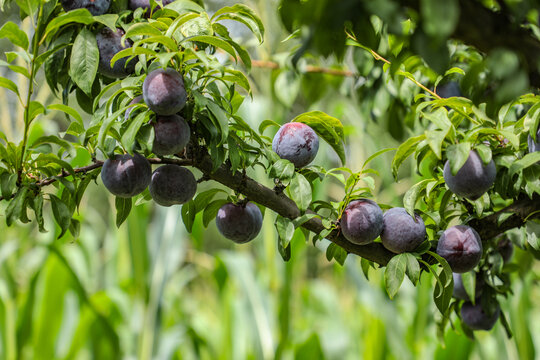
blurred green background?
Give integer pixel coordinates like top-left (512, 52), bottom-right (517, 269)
top-left (0, 0), bottom-right (539, 359)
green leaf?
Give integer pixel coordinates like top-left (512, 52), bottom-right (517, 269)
top-left (403, 179), bottom-right (433, 217)
top-left (69, 28), bottom-right (99, 95)
top-left (474, 143), bottom-right (492, 165)
top-left (287, 173), bottom-right (311, 212)
top-left (69, 218), bottom-right (80, 238)
top-left (446, 142), bottom-right (471, 176)
top-left (30, 193), bottom-right (46, 232)
top-left (0, 76), bottom-right (19, 97)
top-left (5, 187), bottom-right (29, 226)
top-left (193, 189), bottom-right (226, 213)
top-left (362, 147), bottom-right (395, 169)
top-left (47, 104), bottom-right (83, 126)
top-left (361, 258), bottom-right (372, 280)
top-left (0, 21), bottom-right (29, 49)
top-left (212, 4), bottom-right (265, 43)
top-left (184, 35), bottom-right (237, 59)
top-left (115, 197), bottom-right (132, 227)
top-left (385, 254), bottom-right (407, 299)
top-left (526, 221), bottom-right (540, 251)
top-left (97, 105), bottom-right (131, 150)
top-left (391, 134), bottom-right (426, 179)
top-left (179, 12), bottom-right (213, 37)
top-left (42, 9), bottom-right (94, 40)
top-left (275, 215), bottom-right (294, 259)
top-left (292, 213), bottom-right (318, 228)
top-left (0, 173), bottom-right (17, 199)
top-left (226, 38), bottom-right (252, 71)
top-left (49, 194), bottom-right (72, 238)
top-left (35, 154), bottom-right (75, 177)
top-left (194, 93), bottom-right (229, 146)
top-left (293, 111), bottom-right (346, 165)
top-left (460, 271), bottom-right (476, 304)
top-left (202, 199), bottom-right (228, 227)
top-left (181, 200), bottom-right (197, 233)
top-left (499, 310), bottom-right (514, 339)
top-left (325, 243), bottom-right (347, 265)
top-left (425, 129), bottom-right (449, 159)
top-left (31, 135), bottom-right (76, 158)
top-left (258, 119), bottom-right (281, 134)
top-left (426, 251), bottom-right (454, 315)
top-left (92, 14), bottom-right (119, 31)
top-left (165, 0), bottom-right (204, 13)
top-left (422, 105), bottom-right (453, 130)
top-left (125, 22), bottom-right (162, 38)
top-left (223, 69), bottom-right (251, 93)
top-left (121, 111), bottom-right (149, 151)
top-left (134, 35), bottom-right (178, 51)
top-left (110, 47), bottom-right (157, 68)
top-left (509, 152), bottom-right (540, 176)
top-left (27, 101), bottom-right (45, 122)
top-left (404, 253), bottom-right (420, 286)
top-left (269, 159), bottom-right (295, 182)
top-left (0, 60), bottom-right (30, 77)
top-left (227, 136), bottom-right (241, 172)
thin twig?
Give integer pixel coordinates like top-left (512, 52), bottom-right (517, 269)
top-left (250, 59), bottom-right (355, 77)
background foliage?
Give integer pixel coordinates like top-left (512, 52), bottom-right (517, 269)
top-left (0, 0), bottom-right (539, 358)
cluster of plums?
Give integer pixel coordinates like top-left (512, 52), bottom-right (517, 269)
top-left (99, 65), bottom-right (263, 243)
top-left (100, 67), bottom-right (195, 205)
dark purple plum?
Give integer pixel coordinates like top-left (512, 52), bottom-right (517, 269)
top-left (272, 122), bottom-right (319, 168)
top-left (62, 0), bottom-right (110, 15)
top-left (437, 81), bottom-right (462, 98)
top-left (125, 95), bottom-right (144, 120)
top-left (453, 272), bottom-right (483, 301)
top-left (340, 199), bottom-right (383, 245)
top-left (143, 68), bottom-right (187, 115)
top-left (96, 28), bottom-right (137, 79)
top-left (149, 165), bottom-right (196, 206)
top-left (461, 301), bottom-right (500, 331)
top-left (437, 225), bottom-right (483, 273)
top-left (101, 153), bottom-right (151, 197)
top-left (497, 238), bottom-right (514, 263)
top-left (152, 115), bottom-right (190, 156)
top-left (528, 124), bottom-right (540, 153)
top-left (216, 202), bottom-right (263, 244)
top-left (380, 207), bottom-right (426, 253)
top-left (443, 149), bottom-right (496, 200)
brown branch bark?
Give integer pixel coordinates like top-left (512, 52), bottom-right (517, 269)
top-left (1, 154), bottom-right (538, 266)
top-left (468, 194), bottom-right (540, 241)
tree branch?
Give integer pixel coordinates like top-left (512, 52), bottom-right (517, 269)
top-left (468, 194), bottom-right (540, 241)
top-left (1, 154), bottom-right (538, 266)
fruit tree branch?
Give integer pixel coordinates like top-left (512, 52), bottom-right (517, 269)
top-left (468, 194), bottom-right (540, 241)
top-left (1, 155), bottom-right (538, 265)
